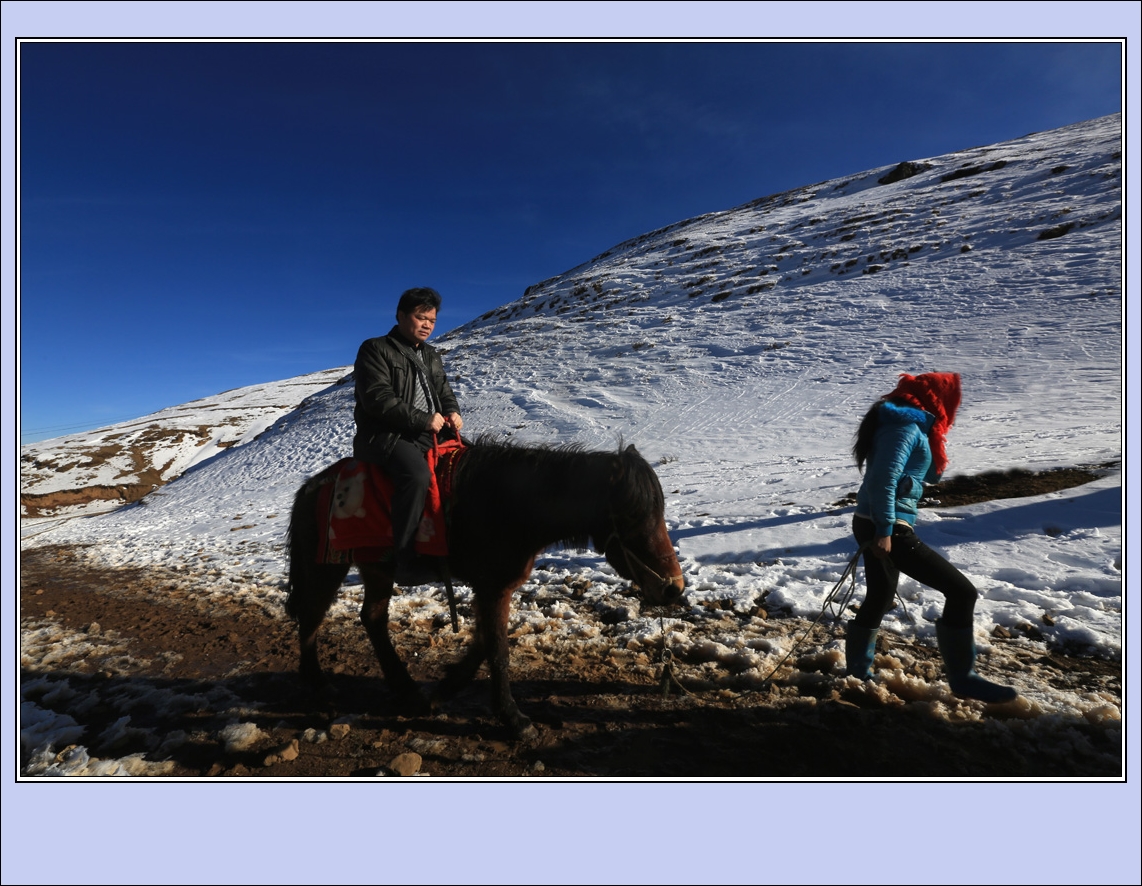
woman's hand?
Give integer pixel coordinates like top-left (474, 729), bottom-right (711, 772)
top-left (872, 535), bottom-right (892, 559)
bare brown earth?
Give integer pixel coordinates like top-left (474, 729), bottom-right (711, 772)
top-left (20, 426), bottom-right (215, 515)
top-left (19, 466), bottom-right (1121, 779)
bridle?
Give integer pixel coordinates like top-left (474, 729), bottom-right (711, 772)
top-left (602, 511), bottom-right (683, 600)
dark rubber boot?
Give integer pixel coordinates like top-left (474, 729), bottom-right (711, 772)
top-left (935, 620), bottom-right (1018, 703)
top-left (845, 623), bottom-right (879, 679)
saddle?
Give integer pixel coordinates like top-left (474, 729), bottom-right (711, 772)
top-left (316, 438), bottom-right (467, 566)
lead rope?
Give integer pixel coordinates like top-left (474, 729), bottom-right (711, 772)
top-left (657, 613), bottom-right (697, 698)
top-left (655, 538), bottom-right (926, 696)
top-left (756, 540), bottom-right (920, 686)
top-left (659, 542), bottom-right (882, 696)
top-left (752, 542), bottom-right (870, 688)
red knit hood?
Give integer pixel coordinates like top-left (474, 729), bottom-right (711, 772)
top-left (887, 372), bottom-right (961, 475)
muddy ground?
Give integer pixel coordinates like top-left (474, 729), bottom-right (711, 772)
top-left (20, 465), bottom-right (1122, 780)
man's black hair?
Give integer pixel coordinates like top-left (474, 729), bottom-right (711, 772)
top-left (396, 287), bottom-right (442, 319)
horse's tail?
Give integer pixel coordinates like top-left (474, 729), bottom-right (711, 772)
top-left (284, 465), bottom-right (339, 621)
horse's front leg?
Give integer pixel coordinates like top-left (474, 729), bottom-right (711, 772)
top-left (434, 581), bottom-right (533, 738)
top-left (359, 564), bottom-right (430, 715)
top-left (434, 632), bottom-right (486, 702)
top-left (479, 582), bottom-right (536, 740)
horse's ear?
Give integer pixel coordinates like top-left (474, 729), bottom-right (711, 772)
top-left (612, 445), bottom-right (643, 484)
top-left (610, 453), bottom-right (627, 485)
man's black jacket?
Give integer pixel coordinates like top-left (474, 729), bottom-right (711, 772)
top-left (352, 326), bottom-right (460, 462)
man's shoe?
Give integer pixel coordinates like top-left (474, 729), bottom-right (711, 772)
top-left (393, 550), bottom-right (445, 586)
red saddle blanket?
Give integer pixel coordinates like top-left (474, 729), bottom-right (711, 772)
top-left (316, 439), bottom-right (466, 564)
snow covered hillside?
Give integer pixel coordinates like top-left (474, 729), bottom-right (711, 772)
top-left (444, 114), bottom-right (1120, 470)
top-left (20, 115), bottom-right (1122, 769)
top-left (20, 368), bottom-right (349, 517)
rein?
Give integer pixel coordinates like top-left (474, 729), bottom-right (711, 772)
top-left (601, 512), bottom-right (693, 697)
top-left (600, 506), bottom-right (696, 695)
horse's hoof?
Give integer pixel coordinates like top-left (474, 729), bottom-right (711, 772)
top-left (430, 679), bottom-right (462, 704)
top-left (394, 687), bottom-right (432, 717)
top-left (300, 669), bottom-right (332, 692)
top-left (505, 713), bottom-right (537, 741)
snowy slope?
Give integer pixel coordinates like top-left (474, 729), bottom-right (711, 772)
top-left (20, 115), bottom-right (1122, 761)
top-left (20, 367), bottom-right (350, 517)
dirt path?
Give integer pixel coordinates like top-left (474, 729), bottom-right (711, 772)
top-left (20, 544), bottom-right (1121, 778)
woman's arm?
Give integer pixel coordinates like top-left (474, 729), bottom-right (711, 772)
top-left (865, 422), bottom-right (920, 538)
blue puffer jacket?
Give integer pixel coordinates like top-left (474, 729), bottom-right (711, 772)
top-left (855, 401), bottom-right (940, 537)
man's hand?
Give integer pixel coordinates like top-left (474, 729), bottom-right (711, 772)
top-left (426, 413), bottom-right (448, 433)
top-left (448, 412), bottom-right (464, 432)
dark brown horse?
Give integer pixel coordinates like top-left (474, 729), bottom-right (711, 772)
top-left (285, 439), bottom-right (685, 738)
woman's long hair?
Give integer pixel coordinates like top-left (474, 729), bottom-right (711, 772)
top-left (852, 399), bottom-right (887, 473)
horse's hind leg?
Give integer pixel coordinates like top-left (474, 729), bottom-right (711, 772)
top-left (290, 562), bottom-right (349, 687)
top-left (359, 564), bottom-right (430, 714)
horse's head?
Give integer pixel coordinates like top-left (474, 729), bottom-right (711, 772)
top-left (600, 445), bottom-right (686, 607)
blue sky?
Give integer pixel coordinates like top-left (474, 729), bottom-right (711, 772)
top-left (17, 38), bottom-right (1125, 442)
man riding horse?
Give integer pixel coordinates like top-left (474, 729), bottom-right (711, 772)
top-left (290, 288), bottom-right (683, 734)
top-left (353, 287), bottom-right (464, 576)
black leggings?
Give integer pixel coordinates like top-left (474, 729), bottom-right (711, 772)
top-left (851, 517), bottom-right (978, 630)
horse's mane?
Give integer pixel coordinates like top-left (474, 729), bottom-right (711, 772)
top-left (463, 433), bottom-right (589, 454)
top-left (461, 435), bottom-right (659, 490)
top-left (457, 434), bottom-right (593, 472)
top-left (456, 435), bottom-right (665, 543)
